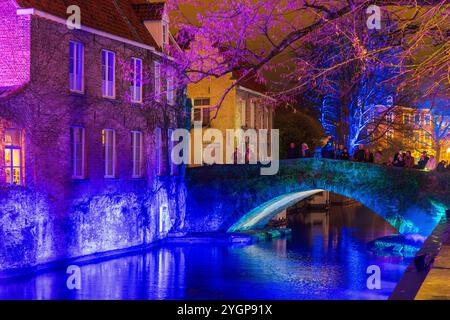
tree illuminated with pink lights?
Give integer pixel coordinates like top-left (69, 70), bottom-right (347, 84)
top-left (167, 0), bottom-right (449, 148)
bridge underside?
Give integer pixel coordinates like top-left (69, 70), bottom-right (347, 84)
top-left (185, 159), bottom-right (450, 236)
top-left (228, 190), bottom-right (324, 232)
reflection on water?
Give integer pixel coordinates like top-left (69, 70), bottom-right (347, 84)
top-left (0, 192), bottom-right (414, 300)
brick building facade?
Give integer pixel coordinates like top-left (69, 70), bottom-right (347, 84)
top-left (0, 0), bottom-right (187, 272)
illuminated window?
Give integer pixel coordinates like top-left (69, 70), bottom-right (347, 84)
top-left (131, 131), bottom-right (143, 178)
top-left (386, 112), bottom-right (394, 123)
top-left (102, 50), bottom-right (115, 98)
top-left (102, 129), bottom-right (116, 178)
top-left (386, 129), bottom-right (394, 141)
top-left (4, 129), bottom-right (23, 185)
top-left (131, 58), bottom-right (143, 103)
top-left (70, 127), bottom-right (85, 179)
top-left (69, 41), bottom-right (84, 92)
top-left (404, 114), bottom-right (409, 125)
top-left (154, 61), bottom-right (161, 101)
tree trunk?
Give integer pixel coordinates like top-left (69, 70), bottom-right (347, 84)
top-left (435, 144), bottom-right (441, 163)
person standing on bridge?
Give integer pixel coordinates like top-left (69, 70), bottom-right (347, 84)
top-left (417, 151), bottom-right (430, 169)
top-left (353, 145), bottom-right (366, 162)
top-left (365, 148), bottom-right (374, 163)
top-left (404, 151), bottom-right (415, 169)
top-left (340, 147), bottom-right (350, 160)
top-left (300, 143), bottom-right (311, 158)
top-left (287, 142), bottom-right (298, 159)
top-left (374, 150), bottom-right (383, 164)
top-left (425, 155), bottom-right (437, 171)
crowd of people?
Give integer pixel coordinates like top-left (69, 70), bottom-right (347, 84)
top-left (287, 137), bottom-right (450, 173)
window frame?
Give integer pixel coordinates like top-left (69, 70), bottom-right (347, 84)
top-left (71, 126), bottom-right (86, 179)
top-left (249, 100), bottom-right (256, 128)
top-left (155, 127), bottom-right (164, 176)
top-left (131, 130), bottom-right (143, 178)
top-left (192, 98), bottom-right (211, 127)
top-left (69, 41), bottom-right (85, 93)
top-left (130, 57), bottom-right (143, 103)
top-left (102, 49), bottom-right (116, 99)
top-left (168, 128), bottom-right (178, 176)
top-left (239, 98), bottom-right (246, 127)
top-left (154, 61), bottom-right (161, 102)
top-left (167, 74), bottom-right (175, 105)
top-left (4, 129), bottom-right (23, 186)
top-left (102, 129), bottom-right (116, 178)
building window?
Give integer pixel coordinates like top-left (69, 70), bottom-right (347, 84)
top-left (239, 99), bottom-right (246, 127)
top-left (155, 128), bottom-right (165, 175)
top-left (385, 112), bottom-right (394, 123)
top-left (4, 129), bottom-right (23, 185)
top-left (154, 61), bottom-right (161, 101)
top-left (386, 129), bottom-right (394, 141)
top-left (70, 127), bottom-right (85, 179)
top-left (131, 58), bottom-right (143, 103)
top-left (249, 100), bottom-right (256, 128)
top-left (425, 115), bottom-right (431, 126)
top-left (168, 128), bottom-right (178, 175)
top-left (415, 114), bottom-right (421, 125)
top-left (102, 129), bottom-right (116, 178)
top-left (131, 131), bottom-right (143, 178)
top-left (69, 41), bottom-right (84, 92)
top-left (167, 74), bottom-right (175, 105)
top-left (265, 107), bottom-right (270, 129)
top-left (404, 114), bottom-right (409, 125)
top-left (193, 98), bottom-right (211, 126)
top-left (102, 50), bottom-right (115, 98)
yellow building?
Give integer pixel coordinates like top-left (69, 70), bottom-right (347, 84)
top-left (187, 72), bottom-right (275, 165)
top-left (377, 106), bottom-right (449, 162)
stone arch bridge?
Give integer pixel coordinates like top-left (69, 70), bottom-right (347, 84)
top-left (185, 159), bottom-right (450, 236)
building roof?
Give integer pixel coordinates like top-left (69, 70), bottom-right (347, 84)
top-left (132, 1), bottom-right (165, 21)
top-left (15, 0), bottom-right (160, 49)
top-left (232, 70), bottom-right (269, 95)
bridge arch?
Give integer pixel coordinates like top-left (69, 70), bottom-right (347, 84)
top-left (185, 159), bottom-right (450, 236)
top-left (228, 190), bottom-right (324, 232)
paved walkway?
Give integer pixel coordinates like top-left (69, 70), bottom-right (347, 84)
top-left (415, 234), bottom-right (450, 300)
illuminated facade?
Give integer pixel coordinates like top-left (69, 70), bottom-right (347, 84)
top-left (368, 105), bottom-right (449, 162)
top-left (0, 0), bottom-right (187, 272)
top-left (187, 72), bottom-right (275, 165)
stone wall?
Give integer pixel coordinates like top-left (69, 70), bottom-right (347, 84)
top-left (185, 159), bottom-right (450, 236)
top-left (0, 178), bottom-right (186, 274)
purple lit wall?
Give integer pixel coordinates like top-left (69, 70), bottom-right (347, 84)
top-left (0, 0), bottom-right (30, 87)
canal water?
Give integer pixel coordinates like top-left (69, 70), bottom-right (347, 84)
top-left (0, 192), bottom-right (415, 300)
